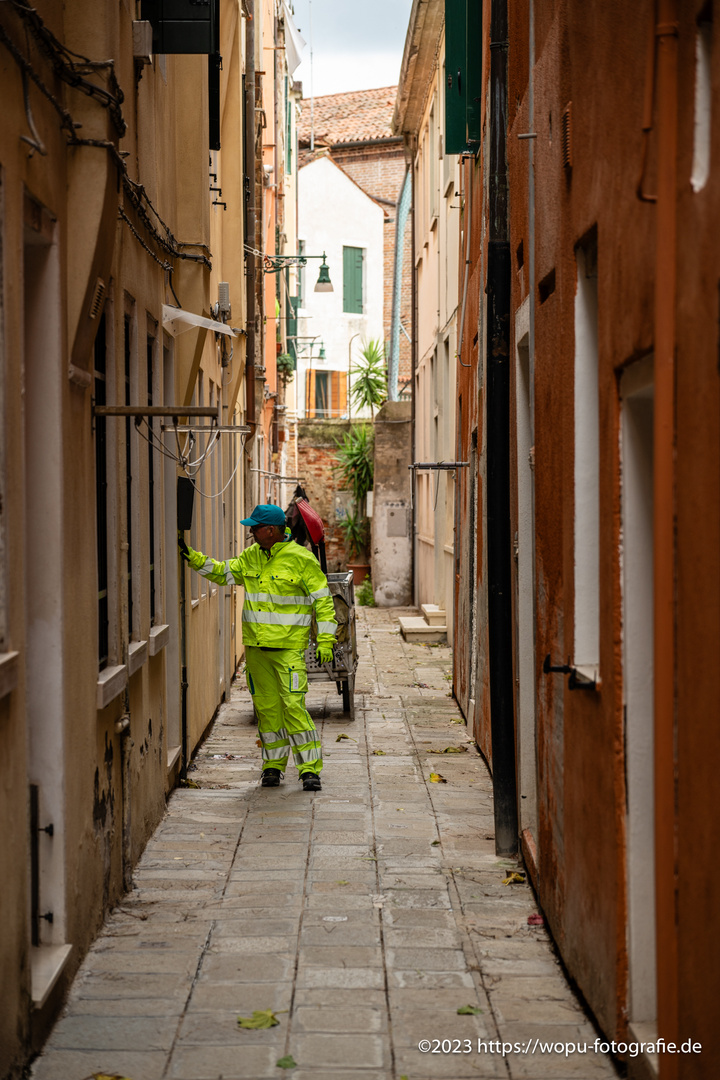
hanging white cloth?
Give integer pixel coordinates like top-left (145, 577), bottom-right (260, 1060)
top-left (282, 1), bottom-right (306, 75)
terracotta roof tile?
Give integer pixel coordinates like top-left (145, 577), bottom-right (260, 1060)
top-left (298, 85), bottom-right (399, 145)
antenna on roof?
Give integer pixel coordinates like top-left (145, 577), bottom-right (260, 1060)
top-left (309, 0), bottom-right (314, 151)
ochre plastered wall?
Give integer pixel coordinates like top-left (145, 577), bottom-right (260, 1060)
top-left (0, 3), bottom-right (250, 1074)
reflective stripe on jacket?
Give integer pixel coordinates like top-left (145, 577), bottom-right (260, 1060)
top-left (185, 537), bottom-right (337, 649)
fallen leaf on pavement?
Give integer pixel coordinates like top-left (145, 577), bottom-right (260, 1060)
top-left (502, 872), bottom-right (526, 885)
top-left (372, 749), bottom-right (386, 755)
top-left (429, 772), bottom-right (448, 783)
top-left (336, 733), bottom-right (356, 742)
top-left (179, 779), bottom-right (201, 788)
top-left (237, 1009), bottom-right (280, 1029)
top-left (428, 746), bottom-right (468, 754)
top-left (457, 1004), bottom-right (483, 1015)
top-left (431, 840), bottom-right (441, 846)
top-left (92, 1074), bottom-right (133, 1080)
top-left (276, 1055), bottom-right (297, 1069)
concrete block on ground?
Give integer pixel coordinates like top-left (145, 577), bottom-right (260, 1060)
top-left (399, 615), bottom-right (448, 643)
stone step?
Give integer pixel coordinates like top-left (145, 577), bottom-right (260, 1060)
top-left (398, 615), bottom-right (448, 643)
top-left (421, 603), bottom-right (447, 626)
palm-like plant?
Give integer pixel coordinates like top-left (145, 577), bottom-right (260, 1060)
top-left (337, 507), bottom-right (369, 561)
top-left (333, 424), bottom-right (374, 506)
top-left (333, 424), bottom-right (374, 562)
top-left (350, 338), bottom-right (387, 418)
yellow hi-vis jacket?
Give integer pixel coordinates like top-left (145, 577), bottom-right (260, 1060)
top-left (185, 537), bottom-right (337, 650)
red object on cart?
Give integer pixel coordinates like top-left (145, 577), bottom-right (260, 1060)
top-left (295, 499), bottom-right (327, 572)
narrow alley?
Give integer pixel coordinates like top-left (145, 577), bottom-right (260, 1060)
top-left (31, 608), bottom-right (617, 1080)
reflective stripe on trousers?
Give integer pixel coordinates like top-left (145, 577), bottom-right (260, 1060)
top-left (245, 646), bottom-right (322, 774)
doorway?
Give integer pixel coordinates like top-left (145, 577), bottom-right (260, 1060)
top-left (23, 197), bottom-right (71, 1004)
top-left (621, 357), bottom-right (657, 1046)
top-left (515, 329), bottom-right (538, 837)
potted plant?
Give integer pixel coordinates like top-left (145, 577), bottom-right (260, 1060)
top-left (334, 423), bottom-right (374, 583)
top-left (276, 352), bottom-right (295, 383)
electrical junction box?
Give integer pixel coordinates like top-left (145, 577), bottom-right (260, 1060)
top-left (141, 0), bottom-right (218, 55)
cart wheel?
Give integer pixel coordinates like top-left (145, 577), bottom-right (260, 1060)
top-left (342, 673), bottom-right (355, 720)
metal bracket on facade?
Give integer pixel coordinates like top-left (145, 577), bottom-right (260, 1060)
top-left (409, 462), bottom-right (469, 470)
top-left (543, 654), bottom-right (597, 691)
top-left (93, 406), bottom-right (222, 418)
top-left (160, 425), bottom-right (251, 434)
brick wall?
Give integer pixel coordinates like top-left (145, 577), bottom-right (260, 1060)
top-left (296, 419), bottom-right (371, 572)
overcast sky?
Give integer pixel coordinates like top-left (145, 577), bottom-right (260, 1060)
top-left (290, 0), bottom-right (413, 97)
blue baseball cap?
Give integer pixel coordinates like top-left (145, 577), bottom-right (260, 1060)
top-left (240, 504), bottom-right (287, 529)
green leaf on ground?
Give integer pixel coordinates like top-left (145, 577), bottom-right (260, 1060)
top-left (237, 1009), bottom-right (280, 1029)
top-left (457, 1004), bottom-right (483, 1015)
top-left (336, 733), bottom-right (356, 742)
top-left (429, 772), bottom-right (448, 783)
top-left (276, 1055), bottom-right (297, 1069)
top-left (431, 840), bottom-right (441, 846)
top-left (372, 749), bottom-right (386, 755)
top-left (502, 871), bottom-right (526, 885)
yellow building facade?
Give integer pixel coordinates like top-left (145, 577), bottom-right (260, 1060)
top-left (0, 1), bottom-right (297, 1073)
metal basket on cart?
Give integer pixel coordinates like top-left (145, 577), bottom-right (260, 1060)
top-left (306, 571), bottom-right (358, 719)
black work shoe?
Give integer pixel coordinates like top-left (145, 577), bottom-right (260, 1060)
top-left (300, 772), bottom-right (322, 791)
top-left (261, 768), bottom-right (282, 787)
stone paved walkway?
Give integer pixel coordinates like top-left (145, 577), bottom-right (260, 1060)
top-left (32, 606), bottom-right (618, 1080)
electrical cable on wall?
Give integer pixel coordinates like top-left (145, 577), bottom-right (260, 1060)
top-left (0, 4), bottom-right (212, 271)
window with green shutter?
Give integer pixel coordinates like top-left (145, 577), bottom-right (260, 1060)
top-left (444, 0), bottom-right (483, 154)
top-left (343, 246), bottom-right (364, 314)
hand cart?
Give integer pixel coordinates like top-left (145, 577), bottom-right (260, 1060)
top-left (291, 499), bottom-right (359, 720)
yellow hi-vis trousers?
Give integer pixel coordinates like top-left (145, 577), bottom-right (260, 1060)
top-left (245, 646), bottom-right (323, 774)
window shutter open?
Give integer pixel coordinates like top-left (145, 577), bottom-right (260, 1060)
top-left (306, 369), bottom-right (316, 418)
top-left (338, 371), bottom-right (348, 416)
top-left (343, 246), bottom-right (364, 314)
top-left (444, 0), bottom-right (483, 154)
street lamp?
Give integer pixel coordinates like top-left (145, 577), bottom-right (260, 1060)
top-left (314, 256), bottom-right (333, 292)
top-left (263, 251), bottom-right (333, 293)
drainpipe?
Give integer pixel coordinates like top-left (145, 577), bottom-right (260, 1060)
top-left (486, 0), bottom-right (518, 855)
top-left (179, 560), bottom-right (188, 781)
top-left (410, 140), bottom-right (418, 606)
top-left (653, 0), bottom-right (679, 1062)
top-left (244, 1), bottom-right (257, 435)
top-left (389, 168), bottom-right (411, 400)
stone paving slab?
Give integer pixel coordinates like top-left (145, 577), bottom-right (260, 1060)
top-left (31, 607), bottom-right (618, 1080)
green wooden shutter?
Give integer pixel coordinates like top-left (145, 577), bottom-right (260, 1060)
top-left (444, 0), bottom-right (483, 154)
top-left (141, 0), bottom-right (218, 54)
top-left (343, 246), bottom-right (363, 314)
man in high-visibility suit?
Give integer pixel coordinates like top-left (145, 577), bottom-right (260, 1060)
top-left (179, 503), bottom-right (336, 791)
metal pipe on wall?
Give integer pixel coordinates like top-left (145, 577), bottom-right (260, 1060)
top-left (653, 0), bottom-right (679, 1064)
top-left (486, 0), bottom-right (518, 855)
top-left (244, 5), bottom-right (257, 434)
